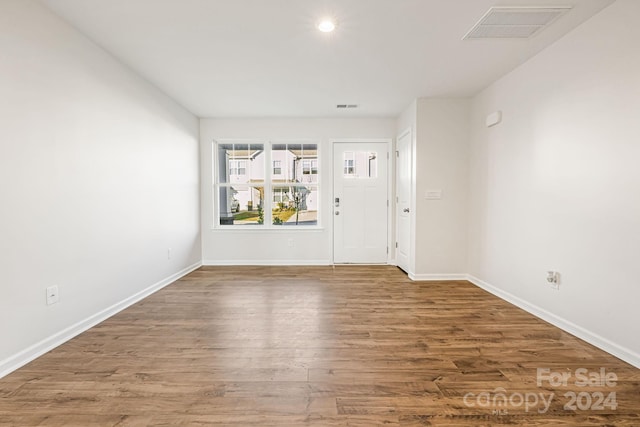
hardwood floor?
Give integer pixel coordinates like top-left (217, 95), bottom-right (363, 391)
top-left (1, 266), bottom-right (638, 426)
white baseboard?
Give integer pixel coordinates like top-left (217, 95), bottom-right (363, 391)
top-left (467, 275), bottom-right (640, 369)
top-left (0, 261), bottom-right (202, 379)
top-left (202, 259), bottom-right (331, 266)
top-left (409, 273), bottom-right (468, 281)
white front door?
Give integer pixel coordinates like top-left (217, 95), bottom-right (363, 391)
top-left (396, 130), bottom-right (412, 273)
top-left (333, 142), bottom-right (388, 263)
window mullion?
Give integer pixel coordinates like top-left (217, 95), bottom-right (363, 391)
top-left (264, 142), bottom-right (273, 227)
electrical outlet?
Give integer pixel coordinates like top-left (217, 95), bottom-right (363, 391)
top-left (46, 286), bottom-right (59, 305)
top-left (287, 239), bottom-right (294, 248)
top-left (546, 271), bottom-right (560, 290)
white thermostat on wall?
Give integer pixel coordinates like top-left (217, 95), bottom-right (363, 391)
top-left (486, 110), bottom-right (502, 127)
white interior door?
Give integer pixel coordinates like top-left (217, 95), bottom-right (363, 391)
top-left (396, 130), bottom-right (412, 273)
top-left (333, 142), bottom-right (388, 263)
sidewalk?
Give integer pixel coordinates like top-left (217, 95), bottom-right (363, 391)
top-left (284, 210), bottom-right (317, 225)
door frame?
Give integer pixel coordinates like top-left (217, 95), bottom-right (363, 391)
top-left (331, 139), bottom-right (393, 264)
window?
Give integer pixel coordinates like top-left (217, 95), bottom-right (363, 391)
top-left (302, 160), bottom-right (318, 175)
top-left (215, 141), bottom-right (319, 227)
top-left (229, 160), bottom-right (247, 176)
top-left (271, 143), bottom-right (318, 225)
top-left (273, 187), bottom-right (287, 203)
top-left (344, 152), bottom-right (355, 176)
top-left (343, 151), bottom-right (377, 178)
top-left (216, 143), bottom-right (265, 226)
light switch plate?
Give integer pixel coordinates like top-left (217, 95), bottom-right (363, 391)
top-left (425, 190), bottom-right (442, 200)
top-left (46, 286), bottom-right (59, 305)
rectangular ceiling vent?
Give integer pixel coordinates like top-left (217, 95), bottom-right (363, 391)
top-left (463, 6), bottom-right (572, 39)
top-left (337, 104), bottom-right (358, 109)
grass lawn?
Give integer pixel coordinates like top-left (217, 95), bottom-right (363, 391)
top-left (233, 209), bottom-right (296, 224)
top-left (273, 209), bottom-right (295, 222)
top-left (233, 211), bottom-right (260, 221)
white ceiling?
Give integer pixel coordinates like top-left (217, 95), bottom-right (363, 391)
top-left (39, 0), bottom-right (614, 118)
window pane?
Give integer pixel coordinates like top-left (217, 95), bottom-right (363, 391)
top-left (271, 185), bottom-right (318, 226)
top-left (344, 152), bottom-right (355, 176)
top-left (272, 143), bottom-right (318, 184)
top-left (217, 143), bottom-right (264, 184)
top-left (271, 144), bottom-right (293, 183)
top-left (273, 160), bottom-right (282, 175)
top-left (218, 185), bottom-right (265, 226)
top-left (343, 151), bottom-right (377, 178)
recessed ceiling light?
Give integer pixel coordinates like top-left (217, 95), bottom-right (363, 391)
top-left (318, 19), bottom-right (336, 33)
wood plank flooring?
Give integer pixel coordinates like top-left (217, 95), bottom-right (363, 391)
top-left (1, 266), bottom-right (638, 426)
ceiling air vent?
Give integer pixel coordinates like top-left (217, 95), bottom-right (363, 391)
top-left (463, 6), bottom-right (572, 39)
top-left (337, 104), bottom-right (358, 109)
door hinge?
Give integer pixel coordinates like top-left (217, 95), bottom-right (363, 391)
top-left (386, 246), bottom-right (389, 254)
top-left (387, 200), bottom-right (389, 207)
top-left (395, 242), bottom-right (398, 248)
top-left (396, 151), bottom-right (399, 157)
top-left (387, 152), bottom-right (389, 159)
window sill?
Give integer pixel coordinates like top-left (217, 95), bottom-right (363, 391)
top-left (210, 226), bottom-right (325, 232)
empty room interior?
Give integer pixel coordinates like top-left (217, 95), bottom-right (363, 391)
top-left (1, 0), bottom-right (639, 425)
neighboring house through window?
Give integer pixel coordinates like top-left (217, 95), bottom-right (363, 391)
top-left (342, 151), bottom-right (377, 178)
top-left (344, 152), bottom-right (355, 176)
top-left (229, 160), bottom-right (246, 176)
top-left (214, 141), bottom-right (319, 227)
top-left (302, 160), bottom-right (318, 175)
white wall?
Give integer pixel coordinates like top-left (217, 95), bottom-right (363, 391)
top-left (0, 0), bottom-right (201, 375)
top-left (201, 118), bottom-right (396, 264)
top-left (397, 101), bottom-right (417, 139)
top-left (414, 99), bottom-right (469, 278)
top-left (468, 0), bottom-right (640, 366)
top-left (395, 99), bottom-right (469, 279)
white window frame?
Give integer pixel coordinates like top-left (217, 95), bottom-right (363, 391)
top-left (213, 140), bottom-right (321, 229)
